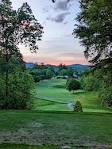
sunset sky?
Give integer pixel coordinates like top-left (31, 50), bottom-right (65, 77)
top-left (11, 0), bottom-right (88, 65)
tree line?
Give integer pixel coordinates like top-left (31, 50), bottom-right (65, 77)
top-left (73, 0), bottom-right (112, 108)
top-left (0, 0), bottom-right (43, 109)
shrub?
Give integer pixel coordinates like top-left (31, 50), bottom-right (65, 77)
top-left (74, 101), bottom-right (83, 112)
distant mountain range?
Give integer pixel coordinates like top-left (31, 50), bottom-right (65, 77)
top-left (25, 63), bottom-right (90, 71)
top-left (25, 63), bottom-right (34, 69)
top-left (67, 64), bottom-right (89, 71)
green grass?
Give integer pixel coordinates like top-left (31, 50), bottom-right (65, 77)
top-left (0, 79), bottom-right (112, 148)
top-left (0, 144), bottom-right (59, 149)
top-left (0, 111), bottom-right (112, 147)
top-left (32, 79), bottom-right (112, 113)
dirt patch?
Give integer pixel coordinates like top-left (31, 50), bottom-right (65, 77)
top-left (0, 129), bottom-right (112, 148)
top-left (29, 122), bottom-right (43, 128)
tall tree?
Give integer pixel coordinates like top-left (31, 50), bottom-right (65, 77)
top-left (0, 0), bottom-right (43, 98)
top-left (73, 0), bottom-right (112, 107)
top-left (73, 0), bottom-right (112, 64)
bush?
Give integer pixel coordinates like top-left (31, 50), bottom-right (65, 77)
top-left (66, 78), bottom-right (81, 93)
top-left (74, 101), bottom-right (83, 112)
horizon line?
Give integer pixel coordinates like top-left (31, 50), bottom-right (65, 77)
top-left (25, 61), bottom-right (89, 66)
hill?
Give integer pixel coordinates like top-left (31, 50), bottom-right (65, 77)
top-left (67, 64), bottom-right (89, 71)
top-left (25, 62), bottom-right (34, 68)
top-left (25, 63), bottom-right (90, 72)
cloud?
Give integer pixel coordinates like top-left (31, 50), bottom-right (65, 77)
top-left (59, 52), bottom-right (85, 57)
top-left (63, 21), bottom-right (68, 25)
top-left (21, 48), bottom-right (88, 65)
top-left (43, 7), bottom-right (49, 13)
top-left (45, 0), bottom-right (75, 23)
top-left (56, 52), bottom-right (88, 64)
top-left (55, 0), bottom-right (74, 11)
top-left (47, 12), bottom-right (70, 23)
top-left (23, 54), bottom-right (60, 65)
top-left (57, 52), bottom-right (85, 60)
top-left (43, 0), bottom-right (74, 13)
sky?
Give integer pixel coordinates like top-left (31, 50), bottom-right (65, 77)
top-left (11, 0), bottom-right (88, 65)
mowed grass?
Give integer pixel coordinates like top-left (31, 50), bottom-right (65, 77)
top-left (0, 79), bottom-right (112, 148)
top-left (0, 144), bottom-right (59, 149)
top-left (32, 78), bottom-right (112, 113)
top-left (0, 111), bottom-right (112, 148)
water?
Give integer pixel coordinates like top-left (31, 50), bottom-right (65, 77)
top-left (67, 101), bottom-right (75, 110)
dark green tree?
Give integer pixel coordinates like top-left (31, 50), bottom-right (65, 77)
top-left (46, 69), bottom-right (54, 79)
top-left (73, 0), bottom-right (112, 63)
top-left (0, 0), bottom-right (43, 99)
top-left (59, 68), bottom-right (74, 77)
top-left (66, 78), bottom-right (81, 93)
top-left (73, 0), bottom-right (112, 107)
top-left (58, 64), bottom-right (67, 71)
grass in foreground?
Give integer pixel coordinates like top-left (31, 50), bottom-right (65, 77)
top-left (0, 144), bottom-right (59, 149)
top-left (0, 144), bottom-right (92, 149)
top-left (0, 111), bottom-right (112, 147)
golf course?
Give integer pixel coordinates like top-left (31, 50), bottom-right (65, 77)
top-left (0, 0), bottom-right (112, 148)
top-left (32, 79), bottom-right (112, 113)
top-left (0, 79), bottom-right (112, 149)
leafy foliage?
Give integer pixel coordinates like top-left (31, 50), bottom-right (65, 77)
top-left (81, 71), bottom-right (101, 91)
top-left (73, 0), bottom-right (112, 63)
top-left (59, 68), bottom-right (74, 77)
top-left (100, 86), bottom-right (112, 108)
top-left (74, 101), bottom-right (83, 112)
top-left (46, 69), bottom-right (55, 79)
top-left (0, 0), bottom-right (43, 109)
top-left (66, 78), bottom-right (81, 93)
top-left (98, 61), bottom-right (112, 107)
top-left (29, 64), bottom-right (55, 82)
top-left (74, 0), bottom-right (112, 108)
top-left (81, 65), bottom-right (112, 108)
top-left (0, 71), bottom-right (33, 109)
